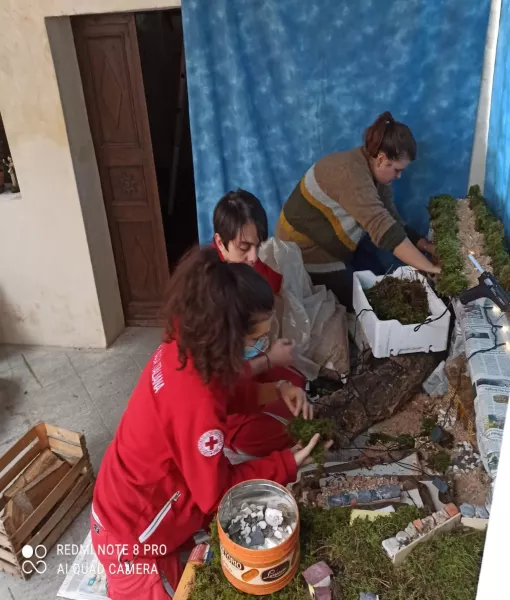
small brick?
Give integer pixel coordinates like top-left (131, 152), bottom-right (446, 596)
top-left (421, 516), bottom-right (436, 532)
top-left (413, 519), bottom-right (424, 533)
top-left (444, 503), bottom-right (460, 518)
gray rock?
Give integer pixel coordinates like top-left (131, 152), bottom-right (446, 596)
top-left (432, 510), bottom-right (448, 525)
top-left (405, 523), bottom-right (419, 540)
top-left (249, 527), bottom-right (265, 547)
top-left (228, 520), bottom-right (242, 536)
top-left (421, 516), bottom-right (436, 532)
top-left (265, 508), bottom-right (284, 527)
top-left (396, 531), bottom-right (410, 545)
top-left (460, 503), bottom-right (475, 518)
top-left (475, 506), bottom-right (490, 520)
top-left (382, 537), bottom-right (400, 557)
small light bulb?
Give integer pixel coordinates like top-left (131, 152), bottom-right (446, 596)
top-left (493, 306), bottom-right (502, 314)
top-left (504, 326), bottom-right (509, 333)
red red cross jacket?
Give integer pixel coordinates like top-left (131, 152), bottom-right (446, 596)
top-left (92, 341), bottom-right (297, 556)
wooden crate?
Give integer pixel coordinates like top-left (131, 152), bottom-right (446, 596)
top-left (0, 422), bottom-right (95, 579)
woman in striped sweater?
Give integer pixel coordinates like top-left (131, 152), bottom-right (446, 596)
top-left (276, 112), bottom-right (440, 308)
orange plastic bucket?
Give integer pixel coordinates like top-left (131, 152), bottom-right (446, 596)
top-left (217, 480), bottom-right (300, 595)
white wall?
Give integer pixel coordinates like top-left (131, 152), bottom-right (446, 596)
top-left (469, 0), bottom-right (502, 192)
top-left (0, 0), bottom-right (180, 347)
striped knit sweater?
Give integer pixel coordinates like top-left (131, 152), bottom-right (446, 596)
top-left (276, 147), bottom-right (419, 273)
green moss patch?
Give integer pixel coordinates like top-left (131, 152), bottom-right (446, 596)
top-left (288, 417), bottom-right (336, 464)
top-left (468, 185), bottom-right (510, 289)
top-left (191, 506), bottom-right (485, 600)
top-left (429, 195), bottom-right (469, 296)
top-left (365, 276), bottom-right (429, 325)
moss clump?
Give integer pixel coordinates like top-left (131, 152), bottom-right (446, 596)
top-left (421, 416), bottom-right (437, 436)
top-left (429, 195), bottom-right (469, 296)
top-left (191, 505), bottom-right (485, 600)
top-left (365, 276), bottom-right (429, 325)
top-left (288, 417), bottom-right (336, 464)
top-left (367, 432), bottom-right (416, 450)
top-left (468, 185), bottom-right (510, 289)
top-left (426, 450), bottom-right (451, 473)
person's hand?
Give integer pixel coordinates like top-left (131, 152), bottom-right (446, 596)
top-left (267, 339), bottom-right (295, 368)
top-left (291, 434), bottom-right (334, 467)
top-left (279, 382), bottom-right (313, 419)
top-left (417, 239), bottom-right (440, 264)
top-left (417, 238), bottom-right (436, 256)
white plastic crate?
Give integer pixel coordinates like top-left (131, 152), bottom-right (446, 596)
top-left (352, 266), bottom-right (450, 358)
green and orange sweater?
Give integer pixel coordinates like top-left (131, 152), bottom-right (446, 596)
top-left (276, 147), bottom-right (420, 273)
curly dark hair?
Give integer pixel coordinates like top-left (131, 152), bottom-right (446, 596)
top-left (164, 246), bottom-right (274, 386)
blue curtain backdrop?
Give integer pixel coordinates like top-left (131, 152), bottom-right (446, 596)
top-left (182, 0), bottom-right (491, 243)
top-left (485, 0), bottom-right (510, 234)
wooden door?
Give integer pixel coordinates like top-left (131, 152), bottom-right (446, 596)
top-left (73, 14), bottom-right (169, 325)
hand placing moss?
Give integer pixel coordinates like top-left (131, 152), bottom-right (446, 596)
top-left (288, 417), bottom-right (336, 464)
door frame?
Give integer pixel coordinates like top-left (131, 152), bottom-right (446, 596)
top-left (45, 3), bottom-right (183, 341)
top-left (73, 12), bottom-right (170, 326)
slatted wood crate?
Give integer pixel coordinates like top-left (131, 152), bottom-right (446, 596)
top-left (0, 422), bottom-right (95, 578)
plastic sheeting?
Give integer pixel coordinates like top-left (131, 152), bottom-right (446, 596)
top-left (258, 239), bottom-right (349, 380)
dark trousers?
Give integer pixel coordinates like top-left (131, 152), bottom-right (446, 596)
top-left (309, 237), bottom-right (402, 310)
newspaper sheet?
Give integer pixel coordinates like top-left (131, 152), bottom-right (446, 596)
top-left (454, 299), bottom-right (510, 478)
top-left (57, 532), bottom-right (109, 600)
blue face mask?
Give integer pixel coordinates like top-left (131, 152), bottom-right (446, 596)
top-left (244, 336), bottom-right (269, 360)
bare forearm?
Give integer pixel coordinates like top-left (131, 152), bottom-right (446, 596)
top-left (393, 238), bottom-right (439, 273)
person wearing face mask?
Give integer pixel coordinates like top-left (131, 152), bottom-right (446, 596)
top-left (212, 190), bottom-right (311, 463)
top-left (212, 190), bottom-right (304, 388)
top-left (91, 247), bottom-right (326, 599)
top-left (276, 111), bottom-right (440, 308)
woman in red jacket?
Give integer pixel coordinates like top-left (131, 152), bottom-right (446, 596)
top-left (90, 247), bottom-right (323, 599)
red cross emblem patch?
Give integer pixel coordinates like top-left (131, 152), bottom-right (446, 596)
top-left (198, 429), bottom-right (224, 457)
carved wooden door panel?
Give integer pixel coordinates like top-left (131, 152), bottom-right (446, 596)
top-left (73, 13), bottom-right (169, 325)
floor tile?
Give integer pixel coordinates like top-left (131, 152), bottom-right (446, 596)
top-left (78, 353), bottom-right (139, 402)
top-left (0, 335), bottom-right (159, 598)
top-left (22, 351), bottom-right (75, 388)
top-left (26, 374), bottom-right (110, 443)
top-left (110, 327), bottom-right (163, 354)
top-left (4, 361), bottom-right (43, 395)
top-left (0, 378), bottom-right (34, 455)
top-left (65, 348), bottom-right (112, 375)
top-left (130, 351), bottom-right (153, 371)
top-left (88, 436), bottom-right (112, 475)
top-left (85, 363), bottom-right (141, 435)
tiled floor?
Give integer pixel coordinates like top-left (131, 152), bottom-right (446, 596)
top-left (0, 327), bottom-right (163, 600)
